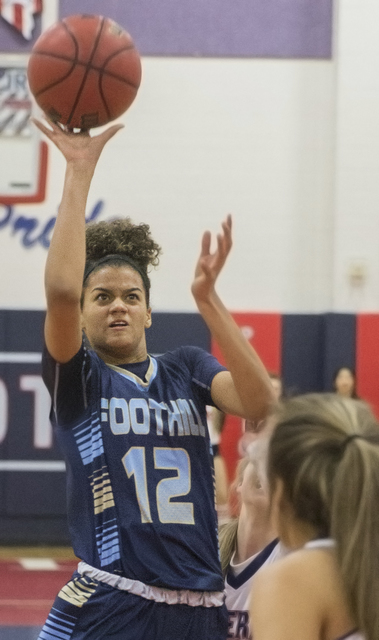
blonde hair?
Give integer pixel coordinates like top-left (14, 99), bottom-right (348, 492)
top-left (219, 447), bottom-right (268, 576)
top-left (219, 456), bottom-right (250, 575)
top-left (268, 393), bottom-right (379, 640)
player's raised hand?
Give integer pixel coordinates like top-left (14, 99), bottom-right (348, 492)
top-left (31, 117), bottom-right (124, 167)
top-left (191, 214), bottom-right (232, 303)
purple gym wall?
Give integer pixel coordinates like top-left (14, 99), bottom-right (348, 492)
top-left (0, 0), bottom-right (333, 58)
top-left (60, 0), bottom-right (333, 58)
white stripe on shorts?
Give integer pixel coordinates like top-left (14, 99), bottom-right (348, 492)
top-left (77, 561), bottom-right (225, 607)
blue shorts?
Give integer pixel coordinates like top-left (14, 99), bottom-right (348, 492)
top-left (38, 573), bottom-right (228, 640)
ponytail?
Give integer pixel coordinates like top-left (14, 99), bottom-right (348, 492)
top-left (268, 393), bottom-right (379, 640)
top-left (219, 456), bottom-right (251, 575)
top-left (219, 518), bottom-right (238, 576)
top-left (332, 436), bottom-right (379, 640)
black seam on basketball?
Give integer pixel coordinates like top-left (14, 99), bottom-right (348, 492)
top-left (100, 46), bottom-right (140, 89)
top-left (98, 69), bottom-right (111, 121)
top-left (34, 22), bottom-right (79, 98)
top-left (62, 19), bottom-right (79, 61)
top-left (66, 16), bottom-right (106, 125)
top-left (34, 60), bottom-right (77, 98)
top-left (31, 50), bottom-right (139, 86)
top-left (32, 51), bottom-right (140, 90)
top-left (31, 51), bottom-right (81, 62)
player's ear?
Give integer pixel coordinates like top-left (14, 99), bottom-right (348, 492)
top-left (145, 308), bottom-right (152, 329)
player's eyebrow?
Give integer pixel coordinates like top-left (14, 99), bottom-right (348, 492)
top-left (91, 286), bottom-right (143, 293)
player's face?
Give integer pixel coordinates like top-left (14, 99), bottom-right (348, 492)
top-left (81, 265), bottom-right (152, 364)
top-left (238, 461), bottom-right (269, 513)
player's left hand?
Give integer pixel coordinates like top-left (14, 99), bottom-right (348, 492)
top-left (191, 214), bottom-right (232, 303)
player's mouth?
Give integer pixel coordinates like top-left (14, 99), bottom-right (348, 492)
top-left (109, 320), bottom-right (129, 329)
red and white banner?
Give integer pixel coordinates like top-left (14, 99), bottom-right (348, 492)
top-left (0, 0), bottom-right (42, 40)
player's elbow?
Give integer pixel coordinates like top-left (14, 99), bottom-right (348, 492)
top-left (45, 279), bottom-right (82, 310)
top-left (248, 385), bottom-right (277, 423)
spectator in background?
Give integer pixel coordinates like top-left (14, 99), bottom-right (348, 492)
top-left (333, 366), bottom-right (359, 399)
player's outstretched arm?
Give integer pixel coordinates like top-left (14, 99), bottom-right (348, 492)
top-left (32, 119), bottom-right (123, 363)
top-left (191, 215), bottom-right (274, 423)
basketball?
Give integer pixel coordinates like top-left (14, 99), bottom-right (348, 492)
top-left (27, 14), bottom-right (142, 130)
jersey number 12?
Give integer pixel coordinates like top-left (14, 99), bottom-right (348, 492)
top-left (122, 446), bottom-right (195, 525)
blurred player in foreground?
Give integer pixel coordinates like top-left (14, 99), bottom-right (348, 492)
top-left (251, 393), bottom-right (379, 640)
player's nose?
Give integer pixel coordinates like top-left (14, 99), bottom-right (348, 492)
top-left (110, 297), bottom-right (128, 312)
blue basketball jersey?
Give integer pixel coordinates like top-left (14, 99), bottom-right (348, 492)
top-left (42, 341), bottom-right (227, 592)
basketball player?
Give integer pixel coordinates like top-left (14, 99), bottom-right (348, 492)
top-left (250, 394), bottom-right (379, 640)
top-left (32, 118), bottom-right (274, 640)
top-left (220, 443), bottom-right (285, 639)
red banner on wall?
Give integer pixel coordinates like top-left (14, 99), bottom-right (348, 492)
top-left (356, 314), bottom-right (379, 419)
top-left (212, 312), bottom-right (282, 483)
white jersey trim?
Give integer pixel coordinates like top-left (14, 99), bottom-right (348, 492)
top-left (304, 538), bottom-right (335, 550)
top-left (106, 355), bottom-right (157, 388)
top-left (77, 561), bottom-right (225, 607)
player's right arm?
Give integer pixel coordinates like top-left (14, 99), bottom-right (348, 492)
top-left (32, 119), bottom-right (123, 363)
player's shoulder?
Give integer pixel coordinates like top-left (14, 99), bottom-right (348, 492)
top-left (262, 542), bottom-right (335, 573)
top-left (252, 543), bottom-right (337, 606)
top-left (155, 345), bottom-right (208, 366)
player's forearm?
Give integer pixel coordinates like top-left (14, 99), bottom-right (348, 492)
top-left (45, 161), bottom-right (94, 305)
top-left (196, 292), bottom-right (275, 420)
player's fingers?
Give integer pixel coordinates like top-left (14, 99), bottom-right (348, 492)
top-left (220, 216), bottom-right (233, 254)
top-left (42, 116), bottom-right (66, 133)
top-left (216, 233), bottom-right (228, 263)
top-left (223, 214), bottom-right (232, 239)
top-left (222, 215), bottom-right (232, 241)
top-left (30, 117), bottom-right (56, 139)
top-left (98, 123), bottom-right (125, 143)
top-left (200, 230), bottom-right (211, 257)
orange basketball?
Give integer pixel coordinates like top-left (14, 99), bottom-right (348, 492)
top-left (27, 14), bottom-right (142, 130)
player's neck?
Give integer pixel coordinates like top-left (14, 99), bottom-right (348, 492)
top-left (235, 503), bottom-right (276, 564)
top-left (278, 514), bottom-right (319, 550)
top-left (96, 344), bottom-right (148, 366)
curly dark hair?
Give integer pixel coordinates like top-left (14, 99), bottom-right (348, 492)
top-left (85, 218), bottom-right (161, 269)
top-left (82, 218), bottom-right (162, 307)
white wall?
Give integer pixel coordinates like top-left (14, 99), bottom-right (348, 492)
top-left (1, 0), bottom-right (379, 313)
top-left (333, 0), bottom-right (379, 311)
top-left (0, 57), bottom-right (336, 312)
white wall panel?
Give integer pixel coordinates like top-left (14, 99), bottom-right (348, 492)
top-left (333, 0), bottom-right (379, 311)
top-left (0, 57), bottom-right (335, 312)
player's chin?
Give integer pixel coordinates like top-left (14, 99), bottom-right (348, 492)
top-left (106, 334), bottom-right (130, 347)
top-left (106, 334), bottom-right (136, 352)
